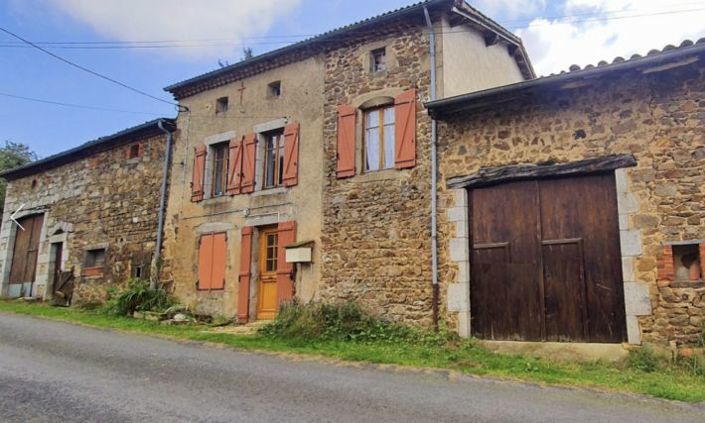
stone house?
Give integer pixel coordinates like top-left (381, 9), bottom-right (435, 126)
top-left (160, 0), bottom-right (533, 321)
top-left (427, 40), bottom-right (705, 345)
top-left (0, 119), bottom-right (174, 304)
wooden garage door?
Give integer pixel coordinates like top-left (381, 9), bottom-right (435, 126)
top-left (9, 214), bottom-right (44, 285)
top-left (470, 173), bottom-right (626, 343)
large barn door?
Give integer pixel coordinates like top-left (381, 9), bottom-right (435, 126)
top-left (9, 214), bottom-right (44, 295)
top-left (470, 180), bottom-right (543, 341)
top-left (470, 174), bottom-right (626, 343)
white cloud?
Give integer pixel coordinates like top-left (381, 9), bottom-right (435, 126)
top-left (517, 0), bottom-right (705, 75)
top-left (45, 0), bottom-right (302, 60)
top-left (472, 0), bottom-right (546, 19)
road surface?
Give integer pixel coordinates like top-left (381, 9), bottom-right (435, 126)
top-left (0, 312), bottom-right (702, 422)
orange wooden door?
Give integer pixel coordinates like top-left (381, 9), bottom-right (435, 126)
top-left (256, 227), bottom-right (279, 320)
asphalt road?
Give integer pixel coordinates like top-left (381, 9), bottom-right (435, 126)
top-left (0, 313), bottom-right (702, 423)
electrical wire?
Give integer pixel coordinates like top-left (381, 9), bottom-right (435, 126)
top-left (0, 26), bottom-right (185, 111)
top-left (0, 91), bottom-right (164, 115)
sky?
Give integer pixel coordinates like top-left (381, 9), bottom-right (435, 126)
top-left (2, 0), bottom-right (705, 158)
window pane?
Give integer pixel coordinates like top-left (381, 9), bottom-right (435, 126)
top-left (213, 146), bottom-right (225, 196)
top-left (264, 137), bottom-right (275, 188)
top-left (277, 134), bottom-right (285, 186)
top-left (365, 109), bottom-right (379, 129)
top-left (365, 127), bottom-right (380, 171)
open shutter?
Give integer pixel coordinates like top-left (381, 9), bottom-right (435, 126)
top-left (394, 89), bottom-right (417, 169)
top-left (241, 133), bottom-right (257, 193)
top-left (226, 138), bottom-right (243, 195)
top-left (191, 144), bottom-right (207, 201)
top-left (197, 234), bottom-right (213, 290)
top-left (336, 105), bottom-right (356, 178)
top-left (238, 227), bottom-right (253, 324)
top-left (276, 221), bottom-right (297, 306)
top-left (282, 122), bottom-right (300, 187)
top-left (210, 233), bottom-right (227, 290)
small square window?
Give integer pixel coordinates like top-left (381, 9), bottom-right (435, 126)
top-left (673, 244), bottom-right (702, 282)
top-left (215, 96), bottom-right (229, 114)
top-left (85, 249), bottom-right (106, 268)
top-left (371, 48), bottom-right (386, 73)
top-left (128, 144), bottom-right (141, 159)
top-left (267, 81), bottom-right (282, 98)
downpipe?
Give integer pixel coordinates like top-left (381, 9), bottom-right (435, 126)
top-left (424, 6), bottom-right (440, 330)
top-left (151, 119), bottom-right (174, 290)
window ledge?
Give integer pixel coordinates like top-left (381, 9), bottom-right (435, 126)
top-left (82, 267), bottom-right (104, 278)
top-left (353, 168), bottom-right (408, 183)
top-left (251, 186), bottom-right (288, 197)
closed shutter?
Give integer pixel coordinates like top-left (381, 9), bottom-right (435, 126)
top-left (191, 144), bottom-right (207, 201)
top-left (394, 89), bottom-right (416, 169)
top-left (198, 233), bottom-right (227, 291)
top-left (226, 137), bottom-right (243, 195)
top-left (336, 105), bottom-right (356, 178)
top-left (211, 233), bottom-right (227, 290)
top-left (276, 221), bottom-right (297, 306)
top-left (241, 133), bottom-right (257, 193)
top-left (197, 234), bottom-right (213, 290)
top-left (282, 122), bottom-right (300, 187)
top-left (238, 227), bottom-right (254, 324)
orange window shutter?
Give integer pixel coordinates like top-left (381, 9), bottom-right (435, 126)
top-left (210, 233), bottom-right (227, 290)
top-left (191, 144), bottom-right (207, 201)
top-left (197, 234), bottom-right (213, 290)
top-left (394, 89), bottom-right (417, 169)
top-left (238, 227), bottom-right (254, 324)
top-left (226, 138), bottom-right (243, 195)
top-left (241, 133), bottom-right (258, 193)
top-left (276, 221), bottom-right (297, 306)
top-left (336, 105), bottom-right (357, 178)
top-left (282, 122), bottom-right (300, 187)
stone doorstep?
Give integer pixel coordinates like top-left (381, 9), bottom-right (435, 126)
top-left (479, 340), bottom-right (630, 363)
top-left (204, 320), bottom-right (271, 335)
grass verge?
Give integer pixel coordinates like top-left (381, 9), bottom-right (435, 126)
top-left (1, 299), bottom-right (704, 403)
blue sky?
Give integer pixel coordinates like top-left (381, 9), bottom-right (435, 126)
top-left (2, 0), bottom-right (705, 158)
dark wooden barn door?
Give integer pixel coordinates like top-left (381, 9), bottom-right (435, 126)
top-left (9, 214), bottom-right (44, 287)
top-left (470, 173), bottom-right (626, 343)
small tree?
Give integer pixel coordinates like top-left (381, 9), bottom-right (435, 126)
top-left (0, 141), bottom-right (37, 215)
top-left (241, 47), bottom-right (254, 61)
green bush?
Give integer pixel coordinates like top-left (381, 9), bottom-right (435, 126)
top-left (626, 346), bottom-right (661, 373)
top-left (259, 299), bottom-right (456, 346)
top-left (104, 279), bottom-right (176, 316)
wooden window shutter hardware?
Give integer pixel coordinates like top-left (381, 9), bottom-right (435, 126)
top-left (191, 144), bottom-right (207, 202)
top-left (336, 105), bottom-right (357, 178)
top-left (394, 89), bottom-right (417, 169)
top-left (282, 122), bottom-right (300, 186)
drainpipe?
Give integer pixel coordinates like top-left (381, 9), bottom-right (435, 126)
top-left (150, 119), bottom-right (174, 290)
top-left (424, 6), bottom-right (439, 330)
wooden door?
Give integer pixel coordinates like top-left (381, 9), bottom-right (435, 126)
top-left (9, 214), bottom-right (44, 287)
top-left (470, 173), bottom-right (626, 343)
top-left (256, 227), bottom-right (279, 320)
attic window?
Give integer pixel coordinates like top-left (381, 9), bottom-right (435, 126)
top-left (673, 244), bottom-right (702, 282)
top-left (31, 179), bottom-right (37, 189)
top-left (128, 144), bottom-right (141, 159)
top-left (216, 96), bottom-right (229, 114)
top-left (268, 81), bottom-right (281, 98)
top-left (371, 47), bottom-right (386, 73)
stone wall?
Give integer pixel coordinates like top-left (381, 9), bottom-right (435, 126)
top-left (0, 132), bottom-right (167, 304)
top-left (319, 20), bottom-right (435, 325)
top-left (437, 63), bottom-right (705, 345)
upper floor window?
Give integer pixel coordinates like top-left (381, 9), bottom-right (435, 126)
top-left (128, 144), bottom-right (141, 159)
top-left (364, 106), bottom-right (395, 171)
top-left (370, 47), bottom-right (386, 73)
top-left (85, 248), bottom-right (106, 268)
top-left (267, 81), bottom-right (282, 98)
top-left (216, 96), bottom-right (229, 114)
top-left (263, 129), bottom-right (285, 189)
top-left (211, 142), bottom-right (229, 197)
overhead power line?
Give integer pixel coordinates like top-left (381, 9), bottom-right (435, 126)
top-left (0, 26), bottom-right (185, 111)
top-left (0, 91), bottom-right (164, 115)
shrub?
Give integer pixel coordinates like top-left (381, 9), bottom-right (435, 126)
top-left (625, 346), bottom-right (661, 373)
top-left (259, 299), bottom-right (456, 346)
top-left (104, 279), bottom-right (176, 316)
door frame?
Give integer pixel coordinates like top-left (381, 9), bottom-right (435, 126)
top-left (445, 159), bottom-right (648, 344)
top-left (256, 225), bottom-right (279, 320)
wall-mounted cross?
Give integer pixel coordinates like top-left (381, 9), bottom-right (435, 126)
top-left (237, 81), bottom-right (246, 106)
